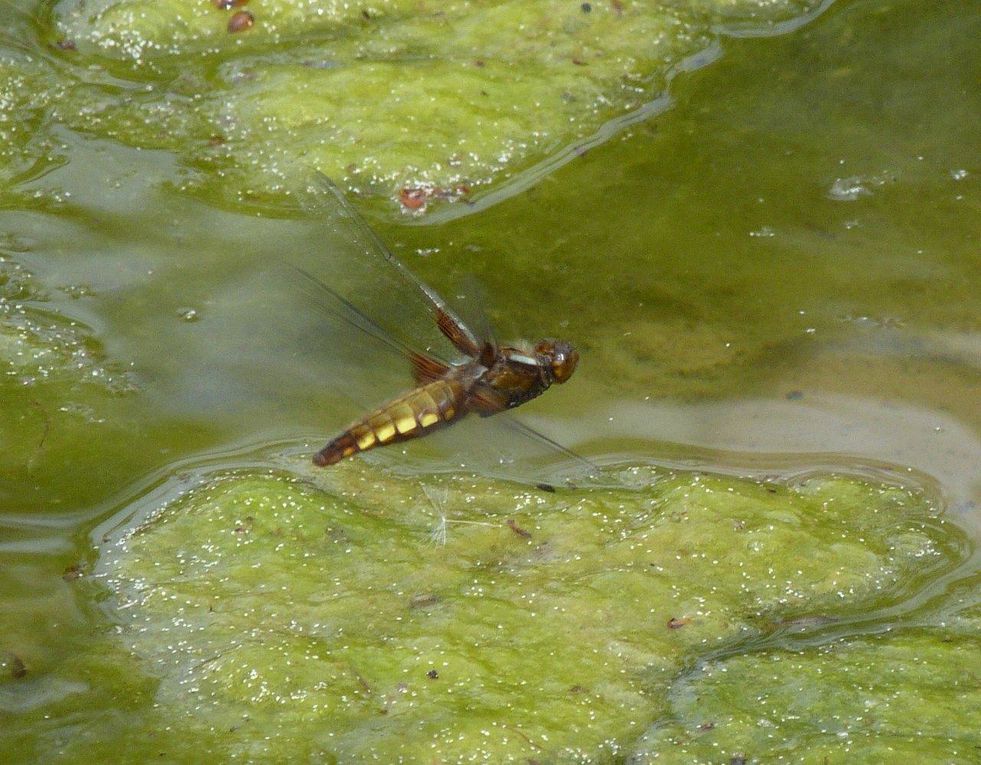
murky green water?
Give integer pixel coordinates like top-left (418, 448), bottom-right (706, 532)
top-left (1, 0), bottom-right (978, 761)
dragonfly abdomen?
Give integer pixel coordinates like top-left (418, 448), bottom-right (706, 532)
top-left (314, 379), bottom-right (468, 466)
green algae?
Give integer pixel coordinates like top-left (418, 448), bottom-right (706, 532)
top-left (96, 461), bottom-right (966, 761)
top-left (0, 55), bottom-right (59, 186)
top-left (0, 278), bottom-right (218, 511)
top-left (41, 0), bottom-right (831, 207)
top-left (1, 236), bottom-right (138, 505)
top-left (632, 631), bottom-right (981, 763)
top-left (0, 301), bottom-right (142, 511)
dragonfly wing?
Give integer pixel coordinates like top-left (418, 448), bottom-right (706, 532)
top-left (305, 173), bottom-right (487, 360)
top-left (500, 416), bottom-right (598, 476)
top-left (293, 266), bottom-right (450, 367)
top-left (451, 273), bottom-right (499, 366)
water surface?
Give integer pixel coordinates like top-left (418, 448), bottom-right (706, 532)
top-left (1, 0), bottom-right (978, 760)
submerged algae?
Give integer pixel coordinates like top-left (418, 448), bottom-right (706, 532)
top-left (99, 460), bottom-right (966, 761)
top-left (42, 0), bottom-right (832, 206)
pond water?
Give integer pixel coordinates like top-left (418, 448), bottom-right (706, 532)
top-left (1, 0), bottom-right (978, 761)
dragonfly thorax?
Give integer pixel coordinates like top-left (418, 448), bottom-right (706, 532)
top-left (462, 338), bottom-right (579, 415)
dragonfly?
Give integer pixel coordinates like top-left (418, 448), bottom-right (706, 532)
top-left (302, 176), bottom-right (581, 468)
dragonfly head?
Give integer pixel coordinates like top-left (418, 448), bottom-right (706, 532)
top-left (535, 339), bottom-right (579, 384)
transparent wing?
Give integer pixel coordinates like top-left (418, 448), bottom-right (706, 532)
top-left (301, 173), bottom-right (489, 361)
top-left (501, 417), bottom-right (598, 476)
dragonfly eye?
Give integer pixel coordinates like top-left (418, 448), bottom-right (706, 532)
top-left (538, 340), bottom-right (578, 384)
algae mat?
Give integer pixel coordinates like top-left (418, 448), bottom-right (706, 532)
top-left (85, 459), bottom-right (974, 761)
top-left (12, 0), bottom-right (830, 208)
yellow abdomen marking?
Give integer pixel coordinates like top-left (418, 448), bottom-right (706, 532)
top-left (355, 429), bottom-right (376, 451)
top-left (318, 379), bottom-right (467, 467)
top-left (392, 403), bottom-right (418, 435)
top-left (374, 421), bottom-right (397, 443)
